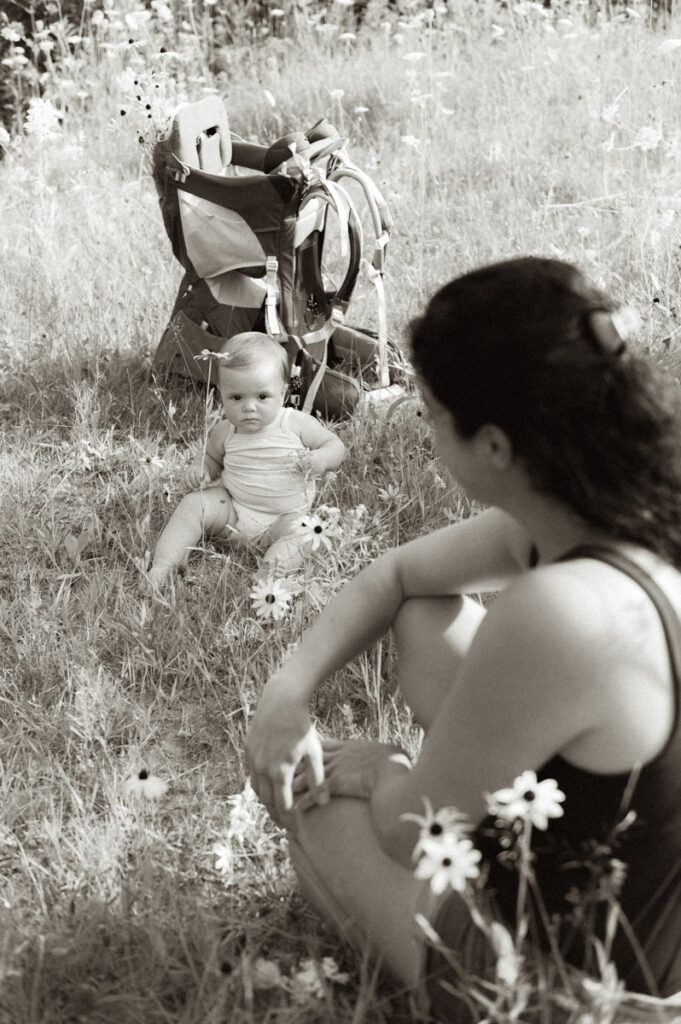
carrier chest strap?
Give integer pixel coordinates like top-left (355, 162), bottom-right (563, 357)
top-left (265, 256), bottom-right (286, 338)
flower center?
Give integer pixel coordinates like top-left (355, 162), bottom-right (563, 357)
top-left (523, 790), bottom-right (536, 802)
top-left (429, 823), bottom-right (443, 836)
top-left (442, 857), bottom-right (452, 867)
top-left (138, 769), bottom-right (149, 780)
top-left (265, 594), bottom-right (276, 604)
top-left (314, 525), bottom-right (323, 534)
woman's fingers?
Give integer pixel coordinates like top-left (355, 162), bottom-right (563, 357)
top-left (271, 763), bottom-right (297, 825)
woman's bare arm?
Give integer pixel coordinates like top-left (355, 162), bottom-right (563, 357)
top-left (247, 506), bottom-right (533, 820)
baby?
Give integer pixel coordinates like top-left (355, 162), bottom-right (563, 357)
top-left (147, 332), bottom-right (346, 586)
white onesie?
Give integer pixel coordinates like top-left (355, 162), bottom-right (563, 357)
top-left (220, 407), bottom-right (313, 540)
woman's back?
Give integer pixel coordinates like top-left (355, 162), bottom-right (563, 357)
top-left (475, 545), bottom-right (681, 996)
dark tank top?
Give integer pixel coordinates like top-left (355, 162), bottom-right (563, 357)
top-left (473, 545), bottom-right (681, 996)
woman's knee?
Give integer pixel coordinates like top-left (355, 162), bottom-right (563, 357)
top-left (392, 596), bottom-right (485, 728)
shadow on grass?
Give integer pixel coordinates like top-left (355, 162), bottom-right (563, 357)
top-left (0, 884), bottom-right (410, 1024)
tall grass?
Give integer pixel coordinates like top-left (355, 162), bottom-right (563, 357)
top-left (1, 1), bottom-right (681, 1020)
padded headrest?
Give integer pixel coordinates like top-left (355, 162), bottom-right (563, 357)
top-left (170, 96), bottom-right (232, 172)
top-left (263, 132), bottom-right (310, 174)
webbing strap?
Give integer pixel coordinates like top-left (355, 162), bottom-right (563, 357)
top-left (298, 307), bottom-right (345, 414)
top-left (328, 160), bottom-right (391, 271)
top-left (321, 179), bottom-right (352, 261)
top-left (360, 259), bottom-right (390, 388)
top-left (264, 256), bottom-right (284, 337)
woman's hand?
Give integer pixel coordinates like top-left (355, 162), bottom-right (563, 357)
top-left (293, 738), bottom-right (411, 811)
top-left (246, 676), bottom-right (326, 826)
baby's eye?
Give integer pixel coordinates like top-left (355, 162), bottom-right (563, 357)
top-left (258, 393), bottom-right (270, 400)
top-left (229, 394), bottom-right (241, 401)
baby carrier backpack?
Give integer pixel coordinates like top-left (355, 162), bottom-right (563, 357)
top-left (152, 95), bottom-right (401, 418)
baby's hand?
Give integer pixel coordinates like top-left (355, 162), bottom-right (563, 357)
top-left (298, 450), bottom-right (325, 480)
top-left (186, 463), bottom-right (212, 489)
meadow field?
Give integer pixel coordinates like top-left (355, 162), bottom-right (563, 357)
top-left (1, 1), bottom-right (681, 1020)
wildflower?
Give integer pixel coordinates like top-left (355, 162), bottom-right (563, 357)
top-left (140, 454), bottom-right (164, 469)
top-left (489, 921), bottom-right (521, 987)
top-left (271, 7), bottom-right (285, 16)
top-left (354, 105), bottom-right (369, 114)
top-left (401, 135), bottom-right (420, 149)
top-left (213, 841), bottom-right (233, 879)
top-left (151, 0), bottom-right (173, 20)
top-left (633, 126), bottom-right (662, 152)
top-left (377, 482), bottom-right (403, 502)
top-left (320, 956), bottom-right (350, 984)
top-left (226, 780), bottom-right (259, 842)
top-left (403, 51), bottom-right (426, 62)
top-left (403, 796), bottom-right (471, 859)
top-left (0, 125), bottom-right (10, 150)
top-left (250, 577), bottom-right (293, 621)
top-left (251, 956), bottom-right (284, 990)
top-left (486, 770), bottom-right (565, 830)
top-left (339, 31), bottom-right (356, 41)
top-left (290, 956), bottom-right (348, 1002)
top-left (659, 37), bottom-right (681, 53)
top-left (122, 769), bottom-right (168, 801)
top-left (330, 88), bottom-right (345, 101)
top-left (295, 513), bottom-right (332, 552)
top-left (24, 98), bottom-right (61, 139)
top-left (415, 832), bottom-right (482, 895)
top-left (0, 24), bottom-right (23, 42)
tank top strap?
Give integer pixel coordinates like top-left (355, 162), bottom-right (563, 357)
top-left (557, 544), bottom-right (681, 699)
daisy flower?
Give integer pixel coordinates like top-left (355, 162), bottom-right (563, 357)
top-left (486, 770), bottom-right (565, 830)
top-left (294, 514), bottom-right (332, 552)
top-left (226, 780), bottom-right (259, 842)
top-left (251, 956), bottom-right (284, 990)
top-left (415, 833), bottom-right (482, 895)
top-left (402, 797), bottom-right (471, 859)
top-left (121, 769), bottom-right (168, 802)
top-left (212, 841), bottom-right (233, 880)
top-left (290, 959), bottom-right (325, 1001)
top-left (249, 578), bottom-right (292, 621)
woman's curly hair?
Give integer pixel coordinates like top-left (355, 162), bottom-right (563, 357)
top-left (410, 257), bottom-right (681, 567)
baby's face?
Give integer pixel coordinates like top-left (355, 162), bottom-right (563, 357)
top-left (218, 360), bottom-right (286, 433)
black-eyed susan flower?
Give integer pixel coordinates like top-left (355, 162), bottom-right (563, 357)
top-left (486, 770), bottom-right (565, 831)
top-left (121, 769), bottom-right (168, 802)
top-left (402, 796), bottom-right (471, 860)
top-left (294, 513), bottom-right (332, 552)
top-left (249, 577), bottom-right (292, 621)
top-left (414, 832), bottom-right (482, 895)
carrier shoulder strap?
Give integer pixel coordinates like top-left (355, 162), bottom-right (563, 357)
top-left (328, 157), bottom-right (392, 387)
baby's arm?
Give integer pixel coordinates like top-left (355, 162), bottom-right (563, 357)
top-left (291, 411), bottom-right (346, 478)
top-left (186, 420), bottom-right (231, 488)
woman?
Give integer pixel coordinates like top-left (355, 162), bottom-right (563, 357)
top-left (246, 258), bottom-right (681, 1018)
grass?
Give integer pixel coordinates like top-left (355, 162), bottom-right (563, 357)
top-left (1, 0), bottom-right (681, 1020)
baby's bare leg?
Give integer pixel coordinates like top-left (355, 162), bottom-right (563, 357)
top-left (261, 514), bottom-right (308, 573)
top-left (148, 486), bottom-right (236, 585)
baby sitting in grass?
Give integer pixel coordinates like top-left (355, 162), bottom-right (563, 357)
top-left (147, 332), bottom-right (346, 587)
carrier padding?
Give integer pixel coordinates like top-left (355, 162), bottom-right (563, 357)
top-left (170, 96), bottom-right (232, 171)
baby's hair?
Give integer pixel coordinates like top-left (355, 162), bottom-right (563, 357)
top-left (218, 332), bottom-right (289, 383)
top-left (410, 256), bottom-right (681, 567)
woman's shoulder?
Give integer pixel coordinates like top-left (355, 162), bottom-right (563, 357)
top-left (480, 548), bottom-right (679, 700)
top-left (482, 561), bottom-right (621, 666)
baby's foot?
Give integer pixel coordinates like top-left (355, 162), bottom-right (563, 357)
top-left (144, 563), bottom-right (172, 590)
